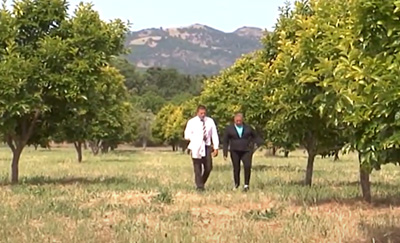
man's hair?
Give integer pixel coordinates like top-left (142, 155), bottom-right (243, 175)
top-left (197, 105), bottom-right (207, 111)
top-left (234, 112), bottom-right (244, 118)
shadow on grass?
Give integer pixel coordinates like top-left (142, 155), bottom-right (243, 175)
top-left (289, 181), bottom-right (400, 208)
top-left (356, 223), bottom-right (400, 243)
top-left (263, 154), bottom-right (308, 159)
top-left (36, 149), bottom-right (53, 152)
top-left (299, 196), bottom-right (400, 208)
top-left (0, 176), bottom-right (130, 186)
top-left (109, 149), bottom-right (186, 155)
top-left (107, 150), bottom-right (139, 155)
top-left (213, 164), bottom-right (324, 173)
top-left (315, 195), bottom-right (400, 208)
top-left (97, 158), bottom-right (137, 163)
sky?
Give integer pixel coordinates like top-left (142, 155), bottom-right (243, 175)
top-left (63, 0), bottom-right (293, 32)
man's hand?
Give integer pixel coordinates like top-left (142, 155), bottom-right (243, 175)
top-left (212, 149), bottom-right (218, 157)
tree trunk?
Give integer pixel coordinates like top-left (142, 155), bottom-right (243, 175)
top-left (359, 154), bottom-right (371, 203)
top-left (7, 110), bottom-right (40, 184)
top-left (101, 141), bottom-right (109, 154)
top-left (89, 140), bottom-right (101, 155)
top-left (142, 139), bottom-right (147, 151)
top-left (74, 141), bottom-right (83, 163)
top-left (334, 150), bottom-right (339, 161)
top-left (101, 145), bottom-right (110, 154)
top-left (360, 168), bottom-right (371, 203)
top-left (272, 146), bottom-right (277, 156)
top-left (11, 148), bottom-right (23, 184)
top-left (305, 152), bottom-right (316, 186)
top-left (34, 144), bottom-right (38, 150)
top-left (83, 141), bottom-right (88, 150)
top-left (284, 150), bottom-right (289, 158)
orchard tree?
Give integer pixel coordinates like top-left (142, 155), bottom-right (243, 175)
top-left (259, 0), bottom-right (348, 186)
top-left (0, 0), bottom-right (127, 182)
top-left (165, 106), bottom-right (186, 151)
top-left (200, 53), bottom-right (266, 134)
top-left (86, 66), bottom-right (134, 155)
top-left (133, 109), bottom-right (154, 150)
top-left (134, 91), bottom-right (166, 113)
top-left (53, 2), bottom-right (129, 161)
top-left (57, 66), bottom-right (133, 161)
top-left (152, 100), bottom-right (197, 152)
top-left (199, 31), bottom-right (299, 156)
top-left (327, 0), bottom-right (400, 202)
top-left (152, 104), bottom-right (175, 149)
top-left (152, 104), bottom-right (185, 151)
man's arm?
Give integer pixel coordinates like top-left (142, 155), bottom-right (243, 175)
top-left (184, 120), bottom-right (192, 141)
top-left (211, 119), bottom-right (219, 157)
top-left (223, 126), bottom-right (230, 158)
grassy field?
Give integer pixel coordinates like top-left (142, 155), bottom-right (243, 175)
top-left (0, 146), bottom-right (400, 243)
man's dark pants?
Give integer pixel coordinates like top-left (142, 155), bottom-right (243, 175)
top-left (192, 146), bottom-right (213, 189)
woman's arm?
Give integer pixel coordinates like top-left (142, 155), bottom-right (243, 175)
top-left (223, 126), bottom-right (230, 158)
top-left (251, 127), bottom-right (264, 147)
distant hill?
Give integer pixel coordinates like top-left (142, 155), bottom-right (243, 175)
top-left (124, 24), bottom-right (265, 75)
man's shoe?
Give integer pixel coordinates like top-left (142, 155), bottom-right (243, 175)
top-left (233, 184), bottom-right (240, 191)
top-left (196, 187), bottom-right (205, 192)
top-left (243, 185), bottom-right (249, 192)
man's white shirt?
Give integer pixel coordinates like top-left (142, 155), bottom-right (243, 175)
top-left (184, 116), bottom-right (219, 159)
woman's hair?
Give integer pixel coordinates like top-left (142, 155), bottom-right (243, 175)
top-left (234, 112), bottom-right (243, 119)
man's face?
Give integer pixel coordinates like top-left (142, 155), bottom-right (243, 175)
top-left (234, 116), bottom-right (243, 126)
top-left (197, 108), bottom-right (206, 120)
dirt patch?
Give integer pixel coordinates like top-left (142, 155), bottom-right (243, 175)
top-left (80, 191), bottom-right (157, 208)
top-left (134, 213), bottom-right (161, 229)
top-left (307, 202), bottom-right (400, 217)
top-left (232, 198), bottom-right (277, 212)
top-left (292, 202), bottom-right (400, 242)
top-left (174, 192), bottom-right (204, 204)
top-left (191, 205), bottom-right (236, 217)
top-left (78, 190), bottom-right (400, 242)
top-left (1, 194), bottom-right (28, 209)
top-left (29, 219), bottom-right (45, 229)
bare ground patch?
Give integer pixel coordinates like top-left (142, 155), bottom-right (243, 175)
top-left (80, 190), bottom-right (157, 208)
top-left (75, 190), bottom-right (400, 242)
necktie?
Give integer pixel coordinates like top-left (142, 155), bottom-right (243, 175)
top-left (202, 119), bottom-right (207, 141)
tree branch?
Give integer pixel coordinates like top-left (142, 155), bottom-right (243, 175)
top-left (6, 134), bottom-right (16, 153)
top-left (21, 109), bottom-right (40, 147)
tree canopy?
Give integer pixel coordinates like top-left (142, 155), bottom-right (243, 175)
top-left (0, 0), bottom-right (128, 182)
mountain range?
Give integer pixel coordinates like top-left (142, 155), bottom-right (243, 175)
top-left (124, 24), bottom-right (265, 75)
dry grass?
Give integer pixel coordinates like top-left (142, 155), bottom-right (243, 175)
top-left (0, 146), bottom-right (400, 242)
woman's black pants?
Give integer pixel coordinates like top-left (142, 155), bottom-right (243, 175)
top-left (230, 150), bottom-right (253, 187)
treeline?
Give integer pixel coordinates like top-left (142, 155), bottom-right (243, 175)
top-left (152, 0), bottom-right (400, 202)
top-left (110, 58), bottom-right (206, 149)
top-left (112, 58), bottom-right (205, 113)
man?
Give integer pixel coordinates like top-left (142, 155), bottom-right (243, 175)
top-left (223, 113), bottom-right (263, 191)
top-left (184, 105), bottom-right (219, 191)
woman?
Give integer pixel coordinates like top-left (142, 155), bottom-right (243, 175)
top-left (223, 113), bottom-right (263, 191)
